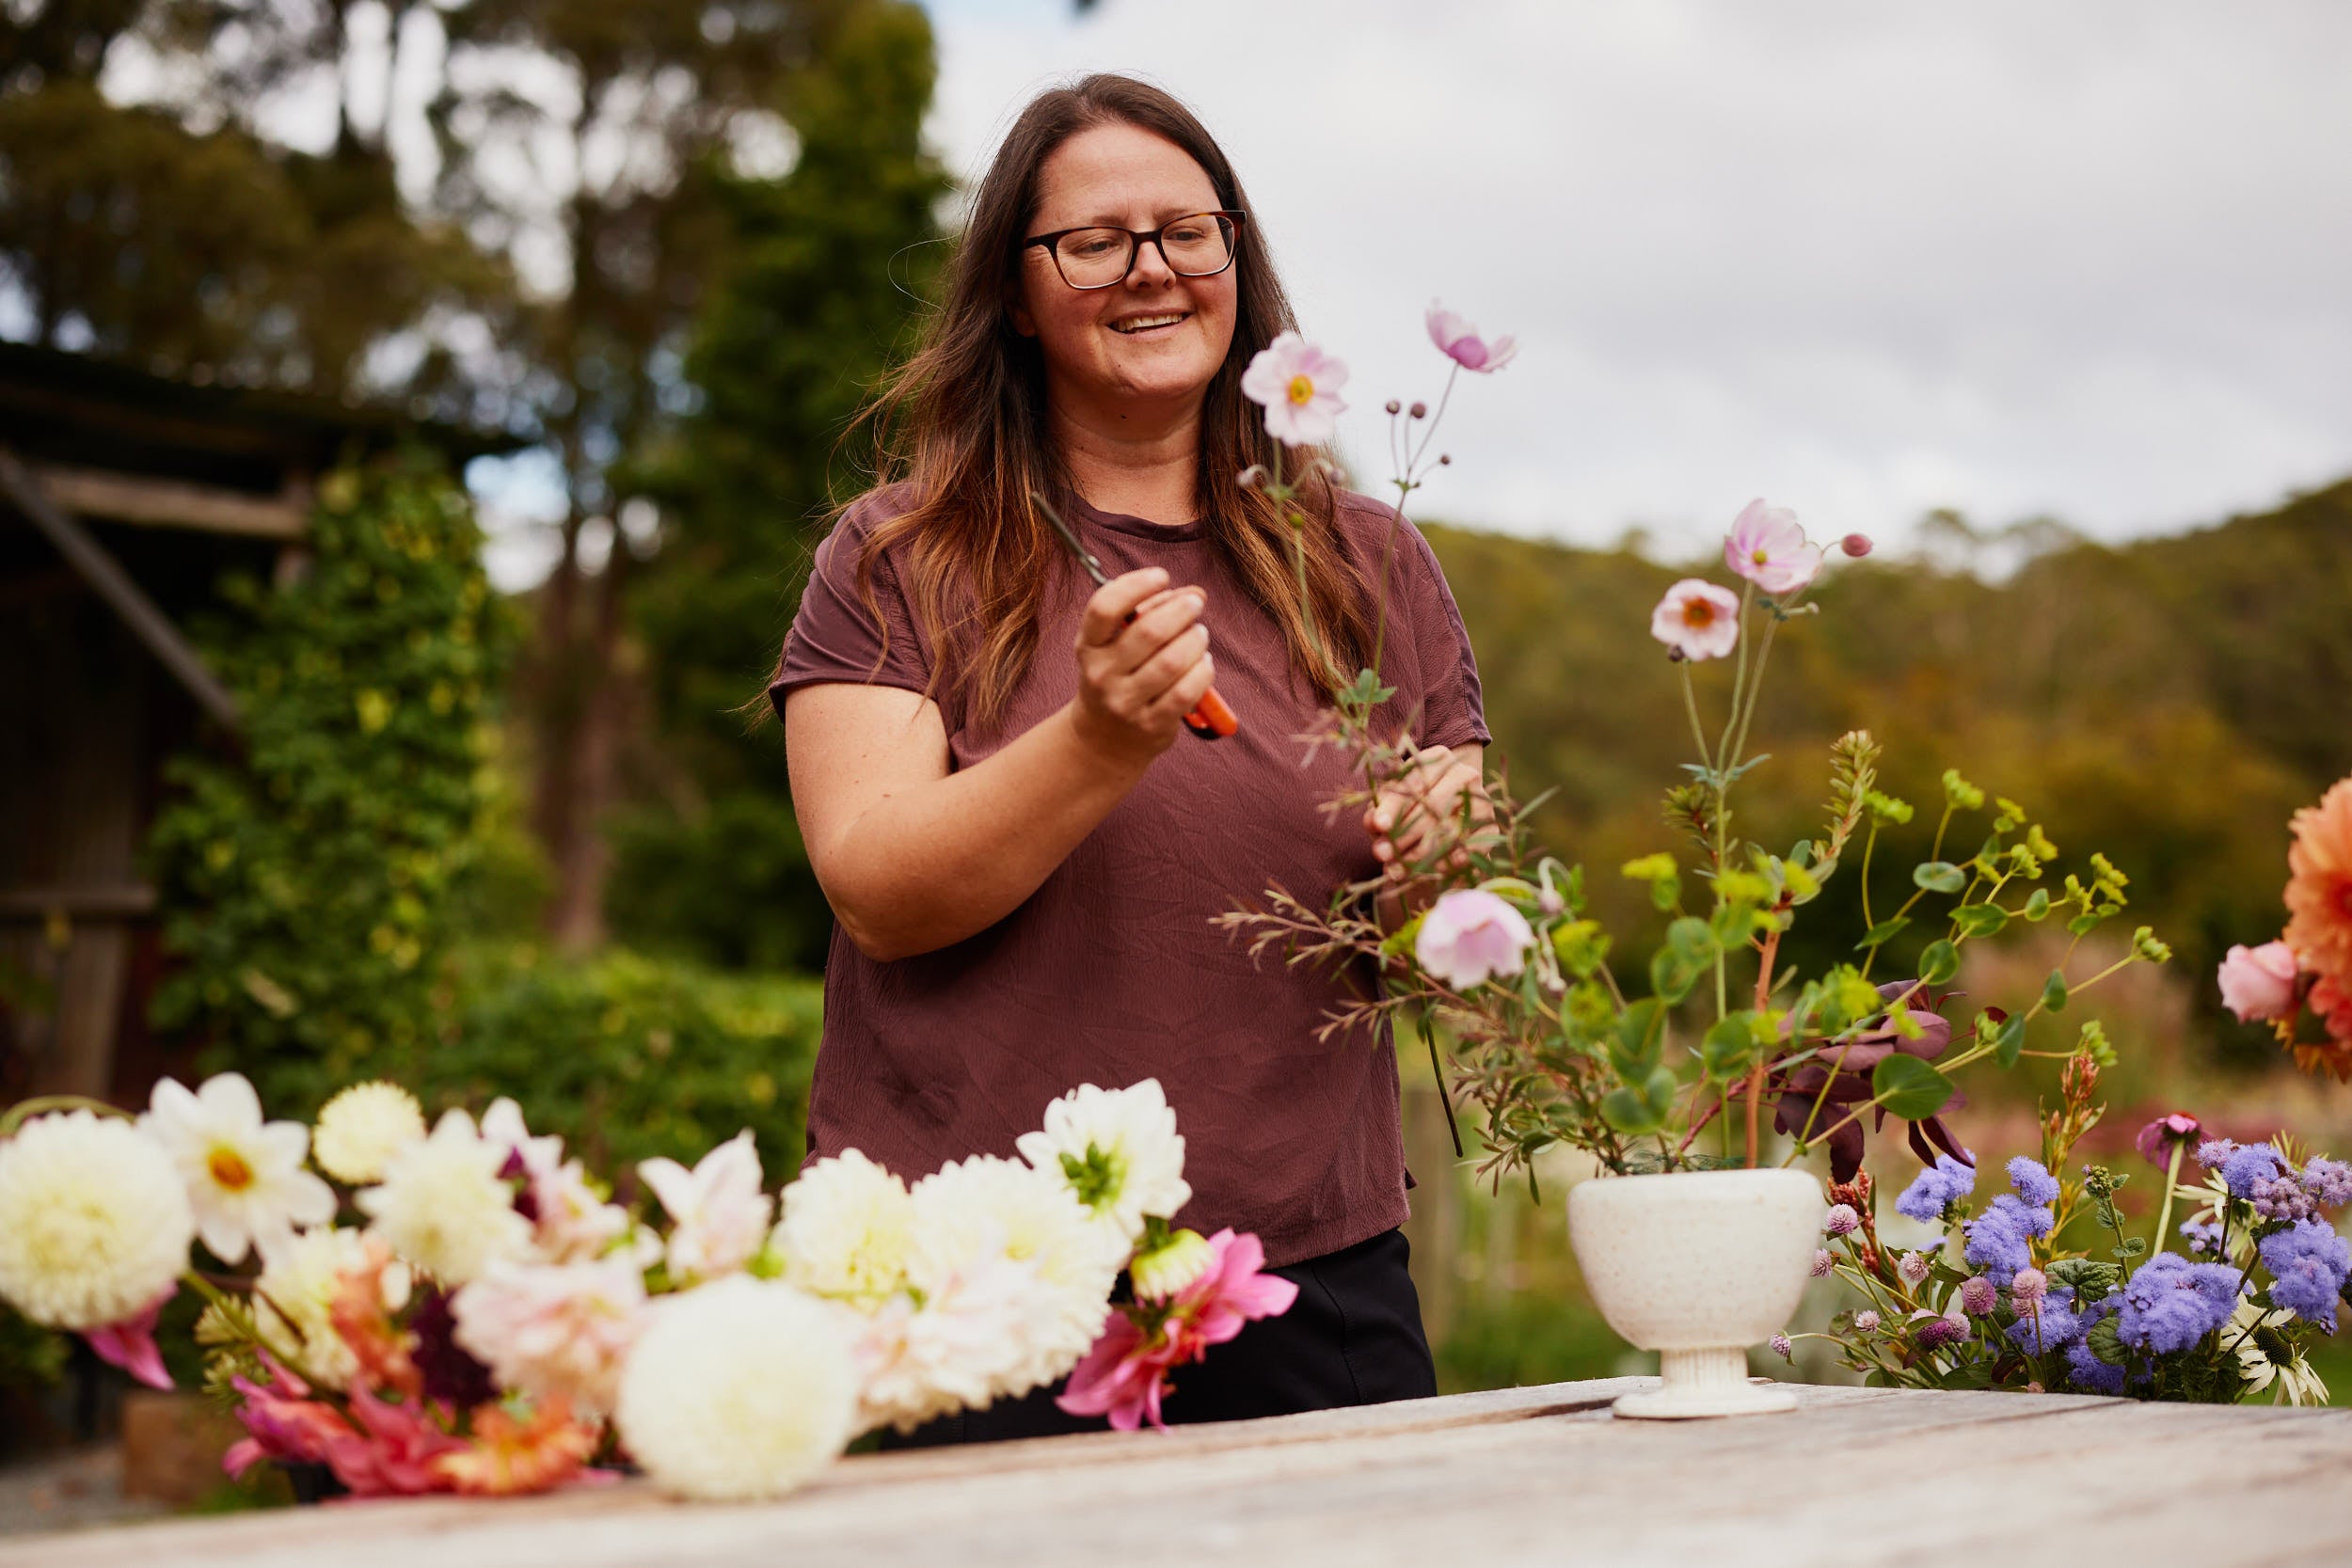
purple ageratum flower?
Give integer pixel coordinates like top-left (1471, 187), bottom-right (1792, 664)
top-left (1962, 1195), bottom-right (2052, 1288)
top-left (1895, 1154), bottom-right (1978, 1223)
top-left (2180, 1219), bottom-right (2224, 1258)
top-left (1823, 1204), bottom-right (1860, 1238)
top-left (2196, 1139), bottom-right (2239, 1171)
top-left (2065, 1338), bottom-right (2129, 1395)
top-left (2257, 1219), bottom-right (2352, 1330)
top-left (2300, 1157), bottom-right (2352, 1211)
top-left (2251, 1172), bottom-right (2317, 1225)
top-left (2004, 1284), bottom-right (2082, 1354)
top-left (1960, 1275), bottom-right (1997, 1316)
top-left (2116, 1253), bottom-right (2242, 1354)
top-left (2220, 1143), bottom-right (2290, 1199)
top-left (2007, 1156), bottom-right (2060, 1208)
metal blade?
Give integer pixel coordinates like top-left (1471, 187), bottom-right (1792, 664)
top-left (1032, 491), bottom-right (1111, 588)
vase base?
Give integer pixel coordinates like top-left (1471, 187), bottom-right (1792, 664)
top-left (1612, 1347), bottom-right (1798, 1419)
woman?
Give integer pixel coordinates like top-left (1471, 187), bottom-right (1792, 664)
top-left (771, 74), bottom-right (1491, 1441)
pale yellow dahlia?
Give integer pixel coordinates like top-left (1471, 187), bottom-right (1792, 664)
top-left (774, 1149), bottom-right (914, 1308)
top-left (252, 1226), bottom-right (375, 1388)
top-left (614, 1277), bottom-right (856, 1501)
top-left (354, 1109), bottom-right (532, 1285)
top-left (0, 1112), bottom-right (193, 1330)
top-left (312, 1081), bottom-right (427, 1185)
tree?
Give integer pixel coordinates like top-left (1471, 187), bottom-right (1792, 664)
top-left (613, 0), bottom-right (946, 972)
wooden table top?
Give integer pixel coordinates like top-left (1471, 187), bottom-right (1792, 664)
top-left (8, 1378), bottom-right (2349, 1567)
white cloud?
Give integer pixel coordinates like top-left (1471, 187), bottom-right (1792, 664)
top-left (928, 0), bottom-right (2352, 555)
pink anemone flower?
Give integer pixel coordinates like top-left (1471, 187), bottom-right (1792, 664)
top-left (1650, 578), bottom-right (1740, 661)
top-left (1425, 301), bottom-right (1517, 372)
top-left (1723, 499), bottom-right (1822, 595)
top-left (1239, 331), bottom-right (1348, 447)
top-left (1414, 888), bottom-right (1536, 992)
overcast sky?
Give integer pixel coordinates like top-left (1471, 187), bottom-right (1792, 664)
top-left (924, 0), bottom-right (2352, 560)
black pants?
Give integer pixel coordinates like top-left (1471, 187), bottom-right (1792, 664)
top-left (881, 1227), bottom-right (1438, 1447)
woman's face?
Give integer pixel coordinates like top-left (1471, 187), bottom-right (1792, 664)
top-left (1013, 121), bottom-right (1239, 420)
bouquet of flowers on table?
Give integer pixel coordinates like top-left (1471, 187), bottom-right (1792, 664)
top-left (0, 1073), bottom-right (1293, 1502)
top-left (1798, 1106), bottom-right (2348, 1403)
top-left (1221, 304), bottom-right (2169, 1189)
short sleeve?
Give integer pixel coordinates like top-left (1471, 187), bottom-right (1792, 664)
top-left (768, 492), bottom-right (934, 719)
top-left (1397, 518), bottom-right (1492, 752)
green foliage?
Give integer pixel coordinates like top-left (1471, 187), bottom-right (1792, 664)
top-left (614, 0), bottom-right (948, 972)
top-left (149, 452), bottom-right (516, 1113)
top-left (416, 945), bottom-right (823, 1177)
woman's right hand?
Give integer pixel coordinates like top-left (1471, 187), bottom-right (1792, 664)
top-left (1068, 566), bottom-right (1215, 768)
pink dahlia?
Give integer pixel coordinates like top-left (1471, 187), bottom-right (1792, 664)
top-left (1650, 578), bottom-right (1740, 661)
top-left (1056, 1228), bottom-right (1297, 1432)
top-left (2217, 941), bottom-right (2300, 1023)
top-left (1239, 331), bottom-right (1348, 448)
top-left (1413, 888), bottom-right (1535, 991)
top-left (1723, 499), bottom-right (1823, 595)
top-left (1424, 301), bottom-right (1517, 372)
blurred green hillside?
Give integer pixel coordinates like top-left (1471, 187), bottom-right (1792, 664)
top-left (1422, 479), bottom-right (2352, 1081)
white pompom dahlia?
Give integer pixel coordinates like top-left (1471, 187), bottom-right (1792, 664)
top-left (614, 1277), bottom-right (857, 1501)
top-left (774, 1149), bottom-right (914, 1308)
top-left (1016, 1079), bottom-right (1190, 1246)
top-left (311, 1081), bottom-right (426, 1185)
top-left (0, 1112), bottom-right (193, 1331)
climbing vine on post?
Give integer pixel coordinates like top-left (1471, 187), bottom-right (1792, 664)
top-left (150, 450), bottom-right (515, 1113)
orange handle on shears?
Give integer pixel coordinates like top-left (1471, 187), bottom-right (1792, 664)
top-left (1117, 602), bottom-right (1238, 740)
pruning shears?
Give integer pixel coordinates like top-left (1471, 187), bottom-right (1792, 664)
top-left (1034, 492), bottom-right (1239, 741)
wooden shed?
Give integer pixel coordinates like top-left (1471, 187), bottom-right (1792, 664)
top-left (0, 342), bottom-right (516, 1110)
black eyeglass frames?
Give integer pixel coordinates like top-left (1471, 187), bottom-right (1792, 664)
top-left (1023, 211), bottom-right (1247, 290)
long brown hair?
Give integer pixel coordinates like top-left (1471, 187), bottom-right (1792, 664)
top-left (842, 72), bottom-right (1375, 734)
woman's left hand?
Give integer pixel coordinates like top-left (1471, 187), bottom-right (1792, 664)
top-left (1362, 742), bottom-right (1494, 884)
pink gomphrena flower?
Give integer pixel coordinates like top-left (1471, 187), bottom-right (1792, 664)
top-left (1239, 331), bottom-right (1348, 447)
top-left (1424, 300), bottom-right (1518, 373)
top-left (1057, 1228), bottom-right (1298, 1432)
top-left (2217, 941), bottom-right (2299, 1024)
top-left (1650, 578), bottom-right (1740, 662)
top-left (1723, 499), bottom-right (1823, 595)
top-left (1413, 889), bottom-right (1536, 991)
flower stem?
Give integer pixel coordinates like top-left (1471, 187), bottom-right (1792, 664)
top-left (2152, 1139), bottom-right (2186, 1262)
top-left (0, 1094), bottom-right (131, 1137)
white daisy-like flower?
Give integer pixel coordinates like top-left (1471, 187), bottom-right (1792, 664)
top-left (310, 1082), bottom-right (426, 1185)
top-left (774, 1149), bottom-right (914, 1308)
top-left (1016, 1079), bottom-right (1190, 1248)
top-left (452, 1256), bottom-right (646, 1416)
top-left (475, 1096), bottom-right (630, 1263)
top-left (252, 1226), bottom-right (377, 1387)
top-left (907, 1155), bottom-right (1123, 1400)
top-left (640, 1131), bottom-right (771, 1284)
top-left (354, 1109), bottom-right (533, 1285)
top-left (141, 1073), bottom-right (335, 1265)
top-left (614, 1276), bottom-right (857, 1501)
top-left (2228, 1297), bottom-right (2329, 1406)
top-left (0, 1112), bottom-right (193, 1330)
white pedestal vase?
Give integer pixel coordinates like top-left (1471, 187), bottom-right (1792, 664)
top-left (1566, 1166), bottom-right (1825, 1418)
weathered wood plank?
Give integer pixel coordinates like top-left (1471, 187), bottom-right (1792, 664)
top-left (8, 1382), bottom-right (2346, 1568)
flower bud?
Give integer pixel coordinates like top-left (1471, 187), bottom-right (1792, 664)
top-left (1438, 453), bottom-right (1452, 466)
top-left (1385, 399), bottom-right (1402, 416)
top-left (1769, 1332), bottom-right (1793, 1361)
top-left (1129, 1227), bottom-right (1215, 1303)
top-left (1409, 402), bottom-right (1427, 420)
top-left (1839, 533), bottom-right (1873, 558)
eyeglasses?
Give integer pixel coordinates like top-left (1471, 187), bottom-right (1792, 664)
top-left (1023, 210), bottom-right (1246, 290)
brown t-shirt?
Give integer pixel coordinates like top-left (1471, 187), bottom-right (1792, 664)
top-left (770, 484), bottom-right (1491, 1266)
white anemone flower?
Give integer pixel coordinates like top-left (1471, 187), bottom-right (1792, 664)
top-left (1016, 1080), bottom-right (1190, 1248)
top-left (0, 1112), bottom-right (193, 1330)
top-left (774, 1149), bottom-right (914, 1307)
top-left (354, 1109), bottom-right (532, 1285)
top-left (614, 1276), bottom-right (856, 1500)
top-left (141, 1073), bottom-right (334, 1265)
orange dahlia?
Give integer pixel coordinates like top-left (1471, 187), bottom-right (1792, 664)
top-left (2284, 777), bottom-right (2352, 985)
